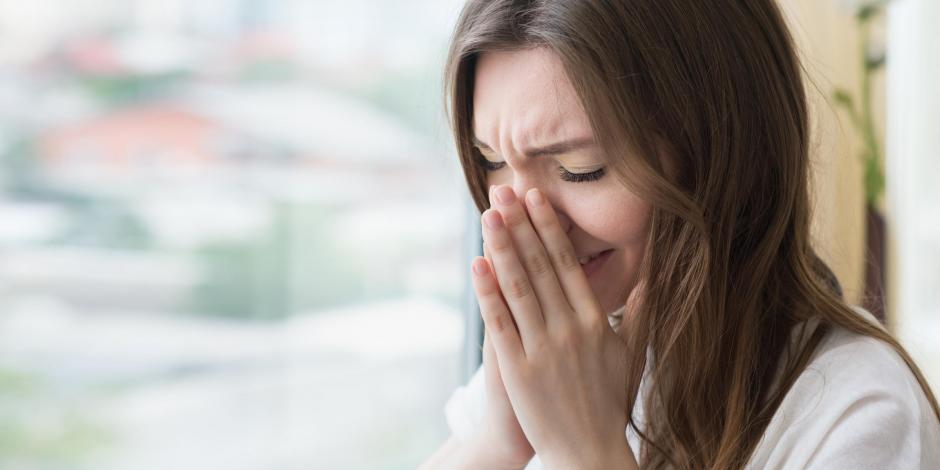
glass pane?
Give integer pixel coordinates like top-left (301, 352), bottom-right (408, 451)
top-left (888, 0), bottom-right (940, 391)
top-left (0, 1), bottom-right (467, 468)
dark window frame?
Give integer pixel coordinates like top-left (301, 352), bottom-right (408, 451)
top-left (461, 200), bottom-right (484, 383)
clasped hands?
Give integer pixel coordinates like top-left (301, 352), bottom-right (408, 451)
top-left (470, 184), bottom-right (638, 469)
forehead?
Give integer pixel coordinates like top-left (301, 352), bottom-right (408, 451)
top-left (472, 47), bottom-right (592, 147)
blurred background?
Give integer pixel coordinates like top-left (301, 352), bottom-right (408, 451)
top-left (0, 0), bottom-right (935, 469)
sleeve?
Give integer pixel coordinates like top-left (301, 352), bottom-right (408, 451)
top-left (443, 363), bottom-right (487, 441)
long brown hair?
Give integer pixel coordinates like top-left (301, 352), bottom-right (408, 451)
top-left (443, 0), bottom-right (940, 468)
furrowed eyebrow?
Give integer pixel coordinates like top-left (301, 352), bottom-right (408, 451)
top-left (471, 135), bottom-right (597, 158)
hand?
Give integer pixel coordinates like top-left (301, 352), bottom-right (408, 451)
top-left (468, 328), bottom-right (535, 469)
top-left (460, 185), bottom-right (535, 468)
top-left (470, 185), bottom-right (637, 468)
top-left (464, 187), bottom-right (534, 469)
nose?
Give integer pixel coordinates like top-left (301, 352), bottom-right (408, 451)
top-left (503, 179), bottom-right (573, 234)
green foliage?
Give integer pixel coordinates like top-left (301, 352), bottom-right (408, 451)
top-left (832, 3), bottom-right (888, 207)
top-left (0, 369), bottom-right (39, 395)
top-left (237, 60), bottom-right (299, 82)
top-left (49, 201), bottom-right (153, 250)
top-left (362, 70), bottom-right (440, 135)
top-left (189, 237), bottom-right (289, 320)
top-left (79, 71), bottom-right (189, 104)
top-left (0, 368), bottom-right (112, 464)
top-left (857, 5), bottom-right (879, 21)
top-left (187, 203), bottom-right (373, 320)
top-left (1, 139), bottom-right (40, 182)
top-left (866, 52), bottom-right (886, 70)
top-left (280, 204), bottom-right (370, 312)
top-left (833, 88), bottom-right (855, 111)
top-left (864, 154), bottom-right (886, 209)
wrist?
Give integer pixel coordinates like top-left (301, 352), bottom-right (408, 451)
top-left (539, 435), bottom-right (637, 470)
top-left (458, 434), bottom-right (530, 470)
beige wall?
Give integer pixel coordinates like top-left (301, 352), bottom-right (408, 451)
top-left (780, 0), bottom-right (885, 313)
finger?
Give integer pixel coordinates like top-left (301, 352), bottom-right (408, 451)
top-left (472, 256), bottom-right (526, 364)
top-left (490, 185), bottom-right (571, 322)
top-left (481, 208), bottom-right (547, 349)
top-left (524, 188), bottom-right (603, 323)
top-left (482, 330), bottom-right (505, 394)
top-left (483, 330), bottom-right (496, 372)
top-left (482, 242), bottom-right (511, 316)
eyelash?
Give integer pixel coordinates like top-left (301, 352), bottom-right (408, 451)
top-left (478, 160), bottom-right (606, 183)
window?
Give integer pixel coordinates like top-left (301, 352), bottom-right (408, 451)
top-left (887, 0), bottom-right (940, 391)
top-left (0, 1), bottom-right (470, 468)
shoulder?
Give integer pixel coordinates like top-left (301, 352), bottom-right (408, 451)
top-left (807, 310), bottom-right (921, 401)
top-left (749, 307), bottom-right (940, 469)
top-left (799, 307), bottom-right (931, 416)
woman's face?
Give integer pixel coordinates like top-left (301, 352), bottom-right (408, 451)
top-left (472, 47), bottom-right (651, 318)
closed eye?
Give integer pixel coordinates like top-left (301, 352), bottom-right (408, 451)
top-left (558, 166), bottom-right (605, 183)
top-left (475, 156), bottom-right (605, 184)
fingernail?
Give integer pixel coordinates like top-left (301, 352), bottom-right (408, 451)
top-left (495, 186), bottom-right (516, 205)
top-left (484, 210), bottom-right (504, 229)
top-left (527, 188), bottom-right (544, 207)
top-left (472, 257), bottom-right (489, 276)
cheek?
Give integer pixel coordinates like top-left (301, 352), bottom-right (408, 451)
top-left (577, 192), bottom-right (650, 246)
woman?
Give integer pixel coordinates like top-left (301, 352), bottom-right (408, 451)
top-left (421, 0), bottom-right (940, 468)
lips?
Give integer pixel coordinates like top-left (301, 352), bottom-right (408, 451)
top-left (579, 249), bottom-right (613, 278)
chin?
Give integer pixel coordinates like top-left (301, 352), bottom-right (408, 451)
top-left (591, 274), bottom-right (634, 316)
top-left (589, 283), bottom-right (626, 315)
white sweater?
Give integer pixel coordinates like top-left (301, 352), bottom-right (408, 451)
top-left (443, 307), bottom-right (940, 469)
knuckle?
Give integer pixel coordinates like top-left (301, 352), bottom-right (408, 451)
top-left (528, 337), bottom-right (548, 356)
top-left (507, 276), bottom-right (533, 300)
top-left (524, 251), bottom-right (552, 277)
top-left (491, 311), bottom-right (510, 332)
top-left (585, 316), bottom-right (608, 340)
top-left (552, 246), bottom-right (580, 272)
top-left (555, 328), bottom-right (579, 352)
top-left (489, 237), bottom-right (513, 254)
top-left (501, 210), bottom-right (527, 228)
top-left (476, 280), bottom-right (501, 297)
